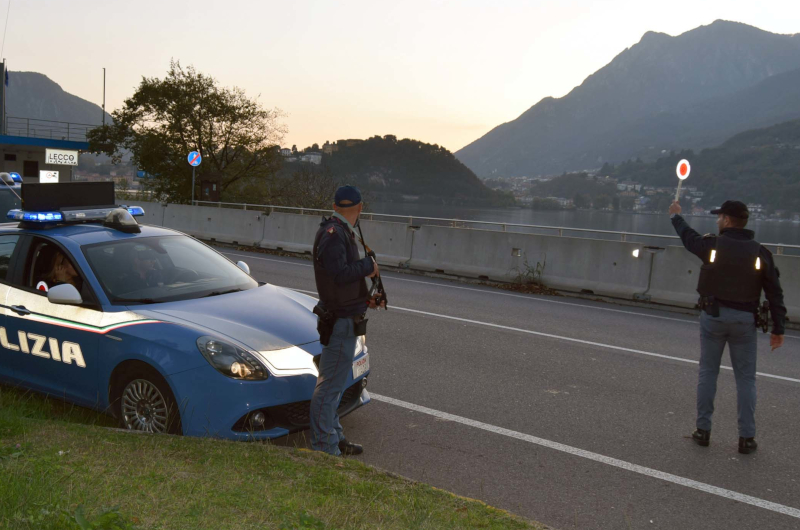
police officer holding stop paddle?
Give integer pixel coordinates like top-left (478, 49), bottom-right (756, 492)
top-left (669, 199), bottom-right (786, 455)
top-left (310, 185), bottom-right (386, 457)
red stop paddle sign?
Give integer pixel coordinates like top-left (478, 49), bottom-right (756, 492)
top-left (676, 160), bottom-right (691, 180)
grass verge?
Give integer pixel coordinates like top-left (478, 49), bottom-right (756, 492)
top-left (0, 384), bottom-right (545, 530)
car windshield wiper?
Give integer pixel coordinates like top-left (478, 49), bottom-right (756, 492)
top-left (203, 288), bottom-right (244, 298)
top-left (111, 297), bottom-right (162, 305)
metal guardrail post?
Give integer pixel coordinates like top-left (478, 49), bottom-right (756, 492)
top-left (243, 204), bottom-right (247, 210)
top-left (559, 229), bottom-right (563, 237)
top-left (777, 246), bottom-right (784, 255)
top-left (621, 234), bottom-right (627, 242)
top-left (502, 224), bottom-right (506, 232)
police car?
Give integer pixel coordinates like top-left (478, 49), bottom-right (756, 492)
top-left (0, 182), bottom-right (370, 439)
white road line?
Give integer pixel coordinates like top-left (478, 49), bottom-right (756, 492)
top-left (288, 287), bottom-right (800, 384)
top-left (228, 251), bottom-right (799, 341)
top-left (370, 393), bottom-right (800, 520)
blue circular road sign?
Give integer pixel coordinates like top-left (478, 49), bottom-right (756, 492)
top-left (188, 151), bottom-right (202, 167)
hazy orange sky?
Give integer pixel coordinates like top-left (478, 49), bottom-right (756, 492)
top-left (4, 0), bottom-right (798, 152)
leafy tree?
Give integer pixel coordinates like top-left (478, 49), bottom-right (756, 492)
top-left (620, 196), bottom-right (635, 211)
top-left (275, 165), bottom-right (341, 210)
top-left (573, 192), bottom-right (591, 209)
top-left (594, 194), bottom-right (612, 209)
top-left (88, 60), bottom-right (286, 203)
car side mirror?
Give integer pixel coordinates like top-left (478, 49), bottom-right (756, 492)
top-left (237, 261), bottom-right (250, 275)
top-left (47, 284), bottom-right (83, 305)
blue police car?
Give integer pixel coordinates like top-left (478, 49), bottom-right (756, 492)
top-left (0, 182), bottom-right (370, 439)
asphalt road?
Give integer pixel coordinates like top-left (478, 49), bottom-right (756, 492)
top-left (223, 248), bottom-right (800, 530)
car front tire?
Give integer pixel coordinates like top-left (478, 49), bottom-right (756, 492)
top-left (116, 366), bottom-right (182, 435)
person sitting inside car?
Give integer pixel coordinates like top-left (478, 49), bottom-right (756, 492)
top-left (42, 251), bottom-right (81, 291)
top-left (123, 247), bottom-right (164, 290)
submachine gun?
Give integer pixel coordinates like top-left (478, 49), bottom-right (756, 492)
top-left (356, 223), bottom-right (388, 310)
top-left (756, 300), bottom-right (771, 334)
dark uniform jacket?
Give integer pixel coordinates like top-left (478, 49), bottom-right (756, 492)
top-left (313, 216), bottom-right (374, 318)
top-left (671, 214), bottom-right (786, 334)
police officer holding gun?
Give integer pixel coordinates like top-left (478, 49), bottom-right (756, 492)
top-left (310, 185), bottom-right (386, 456)
top-left (669, 200), bottom-right (786, 454)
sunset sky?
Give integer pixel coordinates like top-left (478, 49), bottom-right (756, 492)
top-left (4, 0), bottom-right (798, 152)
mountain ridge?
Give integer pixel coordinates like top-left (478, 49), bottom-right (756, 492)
top-left (5, 71), bottom-right (111, 125)
top-left (456, 20), bottom-right (800, 178)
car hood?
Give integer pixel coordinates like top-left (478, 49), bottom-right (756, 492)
top-left (134, 284), bottom-right (320, 352)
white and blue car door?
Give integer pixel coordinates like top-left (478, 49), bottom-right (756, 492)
top-left (0, 234), bottom-right (22, 382)
top-left (4, 236), bottom-right (100, 407)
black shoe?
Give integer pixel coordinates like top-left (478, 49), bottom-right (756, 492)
top-left (692, 429), bottom-right (711, 447)
top-left (338, 439), bottom-right (363, 456)
top-left (738, 437), bottom-right (758, 455)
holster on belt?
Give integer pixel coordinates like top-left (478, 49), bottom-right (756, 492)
top-left (352, 313), bottom-right (368, 337)
top-left (698, 295), bottom-right (720, 317)
top-left (313, 303), bottom-right (337, 346)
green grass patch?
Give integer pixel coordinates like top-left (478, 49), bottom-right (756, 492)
top-left (0, 384), bottom-right (544, 529)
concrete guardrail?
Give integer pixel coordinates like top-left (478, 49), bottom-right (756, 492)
top-left (137, 202), bottom-right (798, 323)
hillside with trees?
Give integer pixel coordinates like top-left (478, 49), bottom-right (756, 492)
top-left (293, 136), bottom-right (514, 207)
top-left (599, 119), bottom-right (800, 212)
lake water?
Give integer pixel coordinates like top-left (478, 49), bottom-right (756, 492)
top-left (367, 202), bottom-right (800, 249)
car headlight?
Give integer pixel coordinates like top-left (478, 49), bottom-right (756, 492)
top-left (196, 336), bottom-right (269, 381)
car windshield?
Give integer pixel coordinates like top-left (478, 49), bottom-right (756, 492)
top-left (83, 235), bottom-right (258, 304)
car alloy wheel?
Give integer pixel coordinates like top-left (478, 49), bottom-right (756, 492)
top-left (121, 379), bottom-right (170, 433)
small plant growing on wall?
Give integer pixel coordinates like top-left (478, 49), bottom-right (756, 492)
top-left (512, 252), bottom-right (547, 286)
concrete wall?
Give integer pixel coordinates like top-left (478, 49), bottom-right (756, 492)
top-left (136, 202), bottom-right (798, 322)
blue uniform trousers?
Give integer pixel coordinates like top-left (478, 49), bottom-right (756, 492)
top-left (310, 317), bottom-right (357, 455)
top-left (697, 306), bottom-right (758, 438)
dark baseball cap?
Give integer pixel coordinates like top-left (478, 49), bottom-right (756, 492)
top-left (334, 185), bottom-right (362, 207)
top-left (710, 200), bottom-right (749, 219)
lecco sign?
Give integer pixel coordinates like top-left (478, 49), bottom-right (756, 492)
top-left (45, 149), bottom-right (79, 166)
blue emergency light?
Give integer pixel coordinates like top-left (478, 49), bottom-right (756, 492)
top-left (9, 172), bottom-right (22, 183)
top-left (7, 210), bottom-right (64, 222)
top-left (7, 206), bottom-right (144, 223)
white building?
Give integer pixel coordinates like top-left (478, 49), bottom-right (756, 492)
top-left (300, 152), bottom-right (322, 165)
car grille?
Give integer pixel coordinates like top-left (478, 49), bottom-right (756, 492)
top-left (268, 378), bottom-right (366, 429)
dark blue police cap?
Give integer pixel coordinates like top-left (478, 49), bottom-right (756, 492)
top-left (334, 185), bottom-right (362, 207)
top-left (710, 200), bottom-right (749, 219)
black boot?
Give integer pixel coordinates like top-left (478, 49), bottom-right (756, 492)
top-left (338, 439), bottom-right (363, 456)
top-left (738, 437), bottom-right (758, 455)
top-left (692, 428), bottom-right (711, 447)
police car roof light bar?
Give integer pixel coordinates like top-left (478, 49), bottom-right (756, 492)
top-left (7, 210), bottom-right (63, 222)
top-left (6, 205), bottom-right (145, 224)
